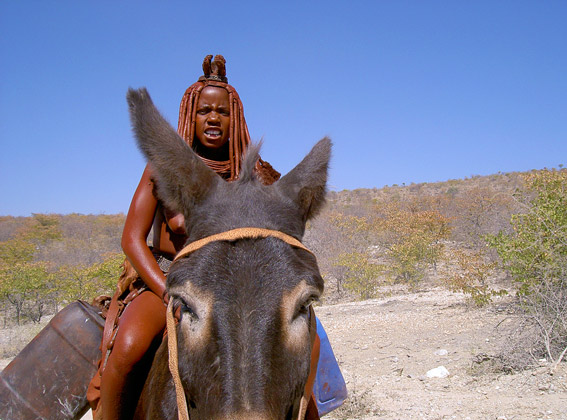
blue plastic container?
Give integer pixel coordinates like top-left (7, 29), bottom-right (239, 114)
top-left (313, 317), bottom-right (348, 416)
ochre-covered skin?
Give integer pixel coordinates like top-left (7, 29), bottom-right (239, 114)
top-left (93, 56), bottom-right (282, 420)
top-left (100, 165), bottom-right (182, 420)
top-left (123, 164), bottom-right (185, 298)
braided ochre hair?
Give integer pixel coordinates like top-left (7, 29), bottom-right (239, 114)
top-left (177, 54), bottom-right (279, 184)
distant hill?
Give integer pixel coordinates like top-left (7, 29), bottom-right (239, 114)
top-left (328, 170), bottom-right (524, 204)
top-left (0, 170), bottom-right (530, 270)
top-left (0, 213), bottom-right (125, 267)
top-left (1, 170), bottom-right (535, 272)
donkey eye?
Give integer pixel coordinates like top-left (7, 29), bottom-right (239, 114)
top-left (295, 295), bottom-right (318, 318)
top-left (178, 298), bottom-right (199, 321)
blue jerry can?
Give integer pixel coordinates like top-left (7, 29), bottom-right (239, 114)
top-left (313, 317), bottom-right (348, 416)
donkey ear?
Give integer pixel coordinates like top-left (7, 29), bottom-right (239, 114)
top-left (126, 87), bottom-right (221, 216)
top-left (276, 137), bottom-right (331, 222)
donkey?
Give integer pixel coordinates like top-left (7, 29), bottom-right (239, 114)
top-left (126, 88), bottom-right (331, 420)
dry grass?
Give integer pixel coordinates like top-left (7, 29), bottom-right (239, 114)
top-left (326, 375), bottom-right (386, 420)
top-left (0, 318), bottom-right (51, 359)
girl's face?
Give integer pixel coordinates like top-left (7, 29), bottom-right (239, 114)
top-left (195, 86), bottom-right (230, 150)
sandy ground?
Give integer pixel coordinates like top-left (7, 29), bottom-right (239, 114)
top-left (318, 288), bottom-right (566, 420)
top-left (3, 287), bottom-right (566, 420)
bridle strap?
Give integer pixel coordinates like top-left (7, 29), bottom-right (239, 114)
top-left (167, 227), bottom-right (314, 420)
top-left (173, 227), bottom-right (313, 262)
top-left (297, 306), bottom-right (318, 419)
top-left (167, 299), bottom-right (190, 420)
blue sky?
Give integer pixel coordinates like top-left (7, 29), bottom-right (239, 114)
top-left (1, 1), bottom-right (566, 216)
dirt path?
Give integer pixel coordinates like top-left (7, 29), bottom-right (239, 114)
top-left (317, 288), bottom-right (566, 420)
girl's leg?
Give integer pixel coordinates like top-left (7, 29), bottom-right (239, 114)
top-left (100, 291), bottom-right (166, 420)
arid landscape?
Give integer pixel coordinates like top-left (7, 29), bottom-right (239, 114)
top-left (2, 285), bottom-right (566, 420)
top-left (1, 170), bottom-right (566, 419)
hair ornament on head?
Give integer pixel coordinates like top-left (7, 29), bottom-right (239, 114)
top-left (177, 54), bottom-right (280, 184)
top-left (199, 54), bottom-right (228, 83)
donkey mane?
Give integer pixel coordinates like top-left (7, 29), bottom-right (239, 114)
top-left (238, 141), bottom-right (262, 184)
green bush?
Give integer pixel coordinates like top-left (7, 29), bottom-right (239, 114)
top-left (0, 215), bottom-right (123, 325)
top-left (334, 252), bottom-right (383, 300)
top-left (488, 169), bottom-right (567, 365)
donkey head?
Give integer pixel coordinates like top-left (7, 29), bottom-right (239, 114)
top-left (127, 88), bottom-right (330, 420)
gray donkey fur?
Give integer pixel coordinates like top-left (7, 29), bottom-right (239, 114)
top-left (126, 87), bottom-right (331, 420)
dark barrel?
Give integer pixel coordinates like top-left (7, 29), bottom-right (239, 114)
top-left (0, 300), bottom-right (104, 420)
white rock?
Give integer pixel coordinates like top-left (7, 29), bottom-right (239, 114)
top-left (426, 366), bottom-right (450, 378)
top-left (435, 349), bottom-right (449, 356)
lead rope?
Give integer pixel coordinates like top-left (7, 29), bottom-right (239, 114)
top-left (167, 299), bottom-right (191, 420)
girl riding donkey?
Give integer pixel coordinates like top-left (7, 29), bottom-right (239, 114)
top-left (88, 55), bottom-right (344, 419)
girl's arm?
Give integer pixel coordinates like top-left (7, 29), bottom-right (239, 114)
top-left (121, 164), bottom-right (168, 300)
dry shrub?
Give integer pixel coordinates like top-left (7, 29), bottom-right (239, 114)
top-left (469, 352), bottom-right (515, 375)
top-left (441, 247), bottom-right (507, 307)
top-left (330, 376), bottom-right (385, 420)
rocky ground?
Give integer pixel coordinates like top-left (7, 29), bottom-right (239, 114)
top-left (318, 288), bottom-right (566, 420)
top-left (2, 287), bottom-right (566, 420)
